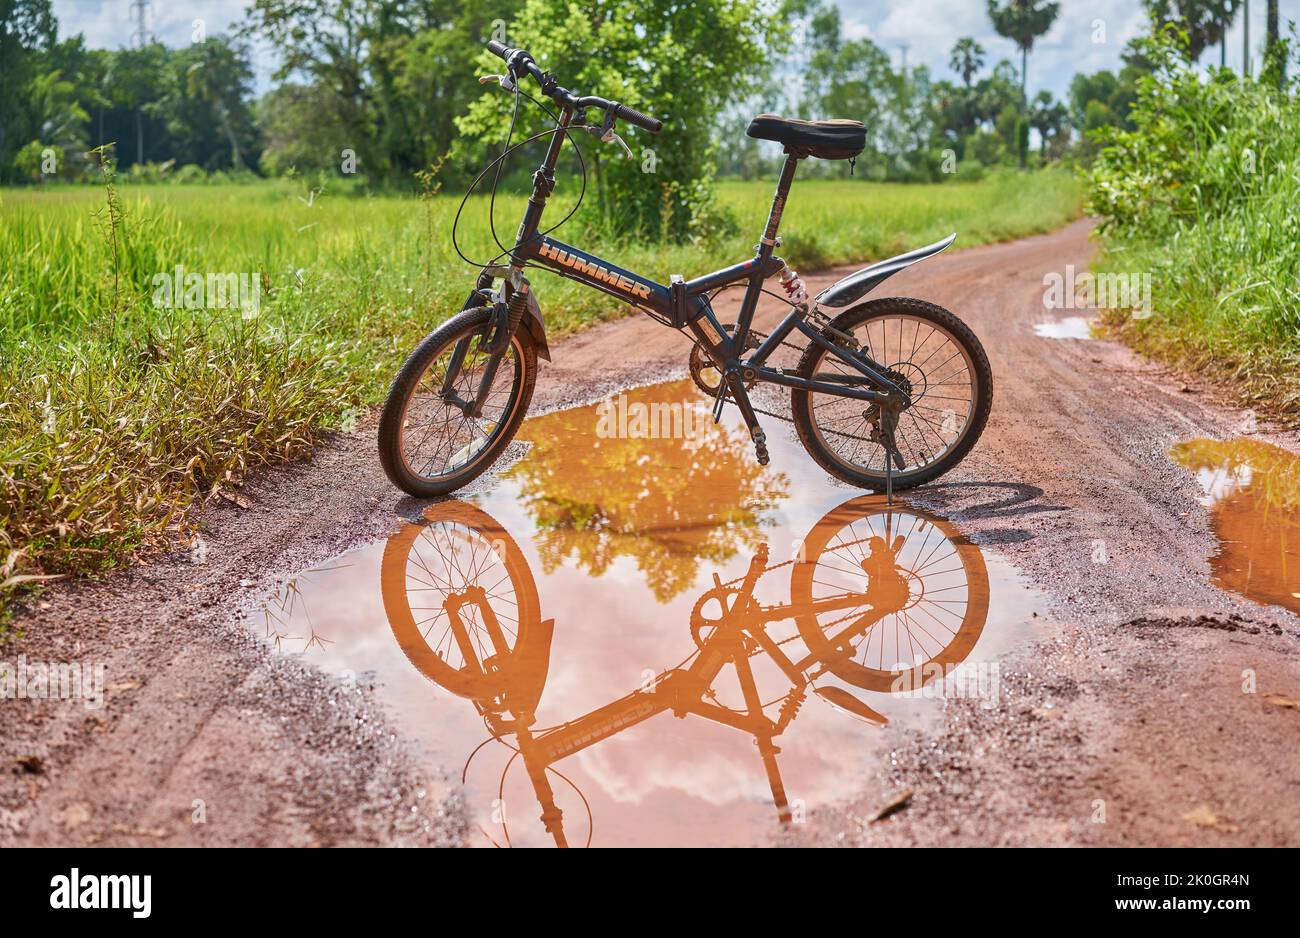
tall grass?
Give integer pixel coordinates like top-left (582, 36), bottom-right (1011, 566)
top-left (0, 167), bottom-right (1082, 622)
top-left (1087, 34), bottom-right (1300, 419)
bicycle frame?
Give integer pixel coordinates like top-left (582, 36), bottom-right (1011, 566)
top-left (502, 110), bottom-right (910, 410)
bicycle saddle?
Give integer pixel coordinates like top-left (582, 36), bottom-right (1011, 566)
top-left (746, 114), bottom-right (866, 160)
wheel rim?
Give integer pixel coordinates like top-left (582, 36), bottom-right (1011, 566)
top-left (397, 327), bottom-right (525, 484)
top-left (806, 313), bottom-right (978, 480)
top-left (381, 501), bottom-right (541, 701)
top-left (791, 496), bottom-right (989, 692)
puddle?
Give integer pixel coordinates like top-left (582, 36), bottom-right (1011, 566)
top-left (255, 380), bottom-right (1046, 847)
top-left (1170, 438), bottom-right (1300, 615)
top-left (1033, 316), bottom-right (1096, 340)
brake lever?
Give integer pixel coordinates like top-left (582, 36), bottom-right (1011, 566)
top-left (478, 73), bottom-right (516, 92)
top-left (601, 128), bottom-right (633, 159)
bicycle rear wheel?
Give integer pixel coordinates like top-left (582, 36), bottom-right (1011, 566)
top-left (791, 297), bottom-right (992, 491)
top-left (791, 496), bottom-right (989, 692)
top-left (379, 306), bottom-right (537, 497)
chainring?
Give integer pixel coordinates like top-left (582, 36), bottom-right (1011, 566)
top-left (688, 325), bottom-right (760, 395)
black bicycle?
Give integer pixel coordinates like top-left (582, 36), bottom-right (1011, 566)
top-left (379, 40), bottom-right (992, 500)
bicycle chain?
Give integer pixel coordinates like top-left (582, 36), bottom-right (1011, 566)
top-left (701, 324), bottom-right (881, 439)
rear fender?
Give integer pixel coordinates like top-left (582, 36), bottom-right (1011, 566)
top-left (815, 233), bottom-right (956, 309)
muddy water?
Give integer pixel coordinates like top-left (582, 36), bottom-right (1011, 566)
top-left (255, 381), bottom-right (1045, 847)
top-left (1170, 438), bottom-right (1300, 615)
top-left (1033, 316), bottom-right (1096, 340)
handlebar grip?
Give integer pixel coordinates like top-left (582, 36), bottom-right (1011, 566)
top-left (615, 103), bottom-right (664, 134)
top-left (486, 40), bottom-right (508, 60)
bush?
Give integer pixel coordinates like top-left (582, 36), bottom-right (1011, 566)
top-left (1087, 29), bottom-right (1300, 419)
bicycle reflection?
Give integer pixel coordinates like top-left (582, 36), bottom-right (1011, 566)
top-left (381, 495), bottom-right (989, 848)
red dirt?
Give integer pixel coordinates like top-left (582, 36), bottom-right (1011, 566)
top-left (4, 218), bottom-right (1297, 847)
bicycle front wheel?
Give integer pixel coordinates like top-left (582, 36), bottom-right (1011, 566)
top-left (378, 306), bottom-right (537, 498)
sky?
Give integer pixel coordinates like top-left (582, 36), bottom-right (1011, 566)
top-left (50, 0), bottom-right (1300, 101)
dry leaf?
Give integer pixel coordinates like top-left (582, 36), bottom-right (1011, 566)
top-left (865, 788), bottom-right (913, 823)
top-left (217, 487), bottom-right (253, 509)
top-left (107, 679), bottom-right (142, 691)
top-left (1183, 805), bottom-right (1239, 833)
top-left (1263, 694), bottom-right (1300, 711)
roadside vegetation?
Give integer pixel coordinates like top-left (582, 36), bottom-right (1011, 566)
top-left (1087, 28), bottom-right (1300, 422)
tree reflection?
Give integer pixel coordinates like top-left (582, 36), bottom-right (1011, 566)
top-left (507, 381), bottom-right (790, 601)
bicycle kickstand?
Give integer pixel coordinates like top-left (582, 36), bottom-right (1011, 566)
top-left (724, 370), bottom-right (769, 466)
top-left (882, 423), bottom-right (902, 506)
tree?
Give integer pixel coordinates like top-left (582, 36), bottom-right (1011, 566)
top-left (243, 0), bottom-right (515, 185)
top-left (987, 0), bottom-right (1060, 167)
top-left (185, 38), bottom-right (256, 169)
top-left (946, 37), bottom-right (986, 142)
top-left (0, 0), bottom-right (58, 181)
top-left (1028, 89), bottom-right (1067, 161)
top-left (1213, 1), bottom-right (1240, 66)
top-left (1143, 0), bottom-right (1237, 61)
top-left (949, 37), bottom-right (986, 90)
top-left (1265, 0), bottom-right (1284, 87)
top-left (458, 0), bottom-right (793, 240)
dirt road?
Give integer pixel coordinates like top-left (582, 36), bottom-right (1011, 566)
top-left (4, 218), bottom-right (1297, 847)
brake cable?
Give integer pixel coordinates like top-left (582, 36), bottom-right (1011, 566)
top-left (450, 84), bottom-right (589, 274)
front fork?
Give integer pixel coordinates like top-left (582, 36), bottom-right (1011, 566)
top-left (442, 268), bottom-right (523, 419)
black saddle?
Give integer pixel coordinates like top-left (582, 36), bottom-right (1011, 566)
top-left (746, 114), bottom-right (866, 160)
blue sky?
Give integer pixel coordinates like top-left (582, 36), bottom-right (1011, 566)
top-left (51, 0), bottom-right (1300, 100)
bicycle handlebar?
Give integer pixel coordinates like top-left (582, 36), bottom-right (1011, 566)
top-left (486, 41), bottom-right (664, 134)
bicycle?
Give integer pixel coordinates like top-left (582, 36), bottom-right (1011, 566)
top-left (379, 40), bottom-right (993, 502)
top-left (380, 495), bottom-right (990, 847)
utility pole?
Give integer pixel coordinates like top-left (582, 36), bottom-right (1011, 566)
top-left (898, 43), bottom-right (909, 75)
top-left (1242, 0), bottom-right (1250, 77)
top-left (129, 0), bottom-right (151, 166)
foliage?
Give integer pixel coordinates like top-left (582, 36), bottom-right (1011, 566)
top-left (456, 0), bottom-right (793, 241)
top-left (1142, 0), bottom-right (1238, 61)
top-left (1088, 28), bottom-right (1300, 418)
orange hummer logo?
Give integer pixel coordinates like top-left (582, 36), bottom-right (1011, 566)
top-left (539, 241), bottom-right (652, 300)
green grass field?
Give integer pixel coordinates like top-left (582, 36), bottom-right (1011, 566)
top-left (0, 170), bottom-right (1082, 621)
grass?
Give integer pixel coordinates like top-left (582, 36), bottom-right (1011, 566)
top-left (1087, 38), bottom-right (1300, 422)
top-left (0, 168), bottom-right (1082, 621)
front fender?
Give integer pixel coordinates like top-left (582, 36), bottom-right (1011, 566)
top-left (815, 233), bottom-right (956, 309)
top-left (520, 287), bottom-right (551, 362)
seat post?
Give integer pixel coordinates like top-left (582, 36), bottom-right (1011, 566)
top-left (760, 153), bottom-right (800, 253)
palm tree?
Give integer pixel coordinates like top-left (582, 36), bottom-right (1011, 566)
top-left (949, 37), bottom-right (986, 90)
top-left (1214, 1), bottom-right (1240, 67)
top-left (1144, 0), bottom-right (1237, 61)
top-left (987, 0), bottom-right (1060, 167)
top-left (186, 39), bottom-right (252, 169)
top-left (1266, 0), bottom-right (1284, 86)
top-left (1029, 89), bottom-right (1068, 162)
